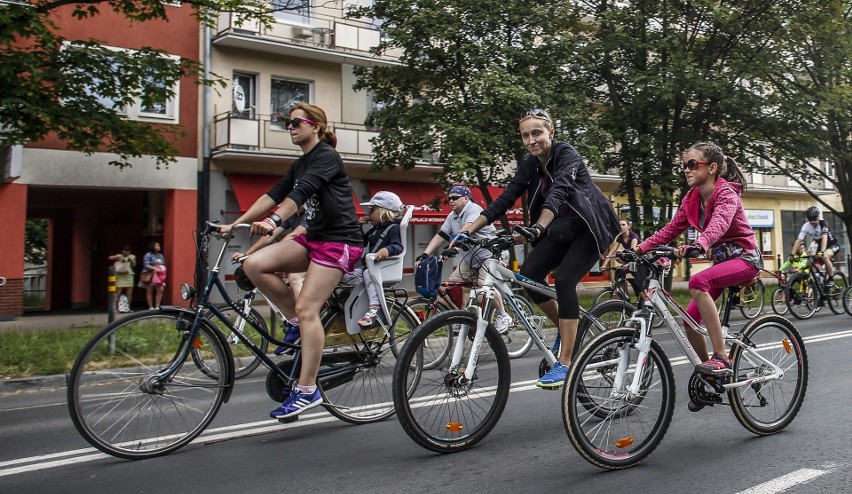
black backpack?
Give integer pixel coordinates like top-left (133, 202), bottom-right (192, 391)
top-left (415, 256), bottom-right (442, 297)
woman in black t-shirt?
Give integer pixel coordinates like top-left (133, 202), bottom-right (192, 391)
top-left (220, 103), bottom-right (364, 420)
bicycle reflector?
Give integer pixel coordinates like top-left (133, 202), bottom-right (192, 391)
top-left (615, 437), bottom-right (634, 449)
top-left (782, 338), bottom-right (792, 354)
top-left (446, 422), bottom-right (464, 432)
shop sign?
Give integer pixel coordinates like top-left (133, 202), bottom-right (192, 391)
top-left (746, 209), bottom-right (774, 227)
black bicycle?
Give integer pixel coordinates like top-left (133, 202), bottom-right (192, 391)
top-left (67, 222), bottom-right (420, 459)
top-left (785, 255), bottom-right (848, 319)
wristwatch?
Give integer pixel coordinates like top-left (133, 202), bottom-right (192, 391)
top-left (268, 213), bottom-right (283, 228)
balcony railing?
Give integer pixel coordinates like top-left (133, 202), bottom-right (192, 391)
top-left (214, 11), bottom-right (401, 64)
top-left (212, 112), bottom-right (380, 158)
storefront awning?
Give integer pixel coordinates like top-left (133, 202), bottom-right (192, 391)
top-left (228, 173), bottom-right (364, 216)
top-left (365, 180), bottom-right (524, 224)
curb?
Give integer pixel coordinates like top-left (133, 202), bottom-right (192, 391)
top-left (1, 374), bottom-right (67, 393)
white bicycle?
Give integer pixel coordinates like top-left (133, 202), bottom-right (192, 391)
top-left (563, 246), bottom-right (808, 470)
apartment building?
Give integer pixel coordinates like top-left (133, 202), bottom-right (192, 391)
top-left (0, 4), bottom-right (199, 317)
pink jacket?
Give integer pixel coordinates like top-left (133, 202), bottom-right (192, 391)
top-left (638, 178), bottom-right (756, 254)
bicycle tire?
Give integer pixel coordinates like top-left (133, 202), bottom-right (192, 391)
top-left (406, 296), bottom-right (454, 369)
top-left (67, 309), bottom-right (231, 459)
top-left (197, 304), bottom-right (269, 379)
top-left (592, 288), bottom-right (616, 307)
top-left (392, 310), bottom-right (511, 453)
top-left (771, 287), bottom-right (789, 315)
top-left (826, 272), bottom-right (848, 315)
top-left (844, 285), bottom-right (852, 317)
top-left (317, 302), bottom-right (421, 424)
top-left (739, 279), bottom-right (765, 319)
top-left (728, 314), bottom-right (808, 434)
top-left (499, 294), bottom-right (535, 359)
top-left (786, 273), bottom-right (817, 319)
top-left (563, 328), bottom-right (675, 470)
top-left (576, 299), bottom-right (634, 354)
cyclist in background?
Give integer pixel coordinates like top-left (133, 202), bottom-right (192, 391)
top-left (778, 242), bottom-right (808, 275)
top-left (603, 219), bottom-right (647, 299)
top-left (790, 206), bottom-right (840, 285)
top-left (416, 185), bottom-right (512, 333)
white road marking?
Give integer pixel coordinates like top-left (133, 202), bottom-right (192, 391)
top-left (736, 468), bottom-right (828, 494)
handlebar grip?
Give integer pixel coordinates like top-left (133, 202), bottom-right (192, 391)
top-left (440, 248), bottom-right (458, 258)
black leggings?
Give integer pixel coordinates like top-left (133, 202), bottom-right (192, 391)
top-left (520, 216), bottom-right (600, 319)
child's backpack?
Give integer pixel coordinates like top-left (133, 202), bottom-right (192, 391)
top-left (415, 256), bottom-right (442, 297)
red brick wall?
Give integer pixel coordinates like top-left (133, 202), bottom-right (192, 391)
top-left (0, 279), bottom-right (24, 317)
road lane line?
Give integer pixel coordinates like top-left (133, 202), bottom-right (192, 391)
top-left (736, 468), bottom-right (827, 494)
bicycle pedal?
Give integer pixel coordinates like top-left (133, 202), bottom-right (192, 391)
top-left (278, 415), bottom-right (300, 424)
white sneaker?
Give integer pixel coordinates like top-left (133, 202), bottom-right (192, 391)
top-left (494, 313), bottom-right (512, 334)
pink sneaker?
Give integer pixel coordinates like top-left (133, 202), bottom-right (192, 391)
top-left (695, 353), bottom-right (732, 376)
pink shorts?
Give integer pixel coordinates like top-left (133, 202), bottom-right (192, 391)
top-left (291, 234), bottom-right (363, 275)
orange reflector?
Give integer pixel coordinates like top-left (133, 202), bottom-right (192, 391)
top-left (446, 422), bottom-right (464, 432)
top-left (193, 337), bottom-right (203, 349)
top-left (782, 338), bottom-right (792, 354)
top-left (615, 437), bottom-right (634, 449)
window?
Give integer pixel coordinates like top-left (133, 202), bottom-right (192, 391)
top-left (271, 78), bottom-right (310, 126)
top-left (271, 0), bottom-right (310, 25)
top-left (69, 44), bottom-right (179, 123)
top-left (232, 72), bottom-right (257, 119)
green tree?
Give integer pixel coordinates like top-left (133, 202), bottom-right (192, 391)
top-left (562, 0), bottom-right (806, 235)
top-left (24, 219), bottom-right (48, 265)
top-left (0, 0), bottom-right (283, 168)
top-left (348, 0), bottom-right (610, 219)
top-left (738, 0), bottom-right (852, 246)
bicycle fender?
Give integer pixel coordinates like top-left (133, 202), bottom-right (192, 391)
top-left (159, 305), bottom-right (237, 403)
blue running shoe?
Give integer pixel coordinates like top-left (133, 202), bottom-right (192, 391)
top-left (536, 361), bottom-right (569, 389)
top-left (274, 322), bottom-right (301, 356)
top-left (270, 387), bottom-right (323, 419)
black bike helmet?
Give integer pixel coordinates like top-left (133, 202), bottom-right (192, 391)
top-left (806, 206), bottom-right (820, 221)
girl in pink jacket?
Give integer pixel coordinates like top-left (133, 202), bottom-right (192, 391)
top-left (635, 142), bottom-right (760, 380)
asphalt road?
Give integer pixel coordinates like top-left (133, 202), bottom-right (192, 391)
top-left (2, 311), bottom-right (851, 494)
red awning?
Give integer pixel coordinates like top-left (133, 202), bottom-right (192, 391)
top-left (228, 173), bottom-right (363, 215)
top-left (365, 180), bottom-right (523, 224)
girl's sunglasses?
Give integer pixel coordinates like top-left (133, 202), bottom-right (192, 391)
top-left (683, 159), bottom-right (711, 171)
top-left (283, 117), bottom-right (316, 129)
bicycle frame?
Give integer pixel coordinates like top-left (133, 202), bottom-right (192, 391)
top-left (593, 252), bottom-right (786, 397)
top-left (448, 249), bottom-right (614, 380)
top-left (177, 223), bottom-right (407, 392)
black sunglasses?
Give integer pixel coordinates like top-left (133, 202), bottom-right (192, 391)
top-left (448, 195), bottom-right (464, 201)
top-left (283, 117), bottom-right (316, 129)
top-left (521, 108), bottom-right (551, 121)
top-left (683, 159), bottom-right (711, 171)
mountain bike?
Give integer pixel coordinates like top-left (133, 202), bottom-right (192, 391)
top-left (563, 247), bottom-right (807, 470)
top-left (67, 222), bottom-right (420, 460)
top-left (785, 255), bottom-right (848, 318)
top-left (392, 229), bottom-right (634, 453)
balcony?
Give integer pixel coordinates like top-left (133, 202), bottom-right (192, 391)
top-left (213, 12), bottom-right (401, 67)
top-left (212, 112), bottom-right (381, 163)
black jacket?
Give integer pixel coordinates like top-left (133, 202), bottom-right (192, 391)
top-left (481, 141), bottom-right (619, 254)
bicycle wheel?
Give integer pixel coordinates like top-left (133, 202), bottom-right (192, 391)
top-left (844, 285), bottom-right (852, 317)
top-left (592, 288), bottom-right (616, 307)
top-left (826, 272), bottom-right (848, 315)
top-left (406, 296), bottom-right (453, 369)
top-left (563, 328), bottom-right (675, 470)
top-left (728, 314), bottom-right (808, 434)
top-left (316, 302), bottom-right (421, 424)
top-left (739, 279), bottom-right (765, 319)
top-left (786, 274), bottom-right (816, 320)
top-left (771, 287), bottom-right (789, 315)
top-left (198, 304), bottom-right (269, 379)
top-left (576, 299), bottom-right (634, 355)
top-left (498, 294), bottom-right (535, 358)
top-left (393, 310), bottom-right (511, 453)
top-left (68, 309), bottom-right (230, 459)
